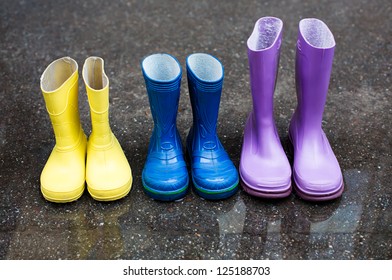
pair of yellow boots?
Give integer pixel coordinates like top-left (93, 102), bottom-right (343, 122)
top-left (40, 57), bottom-right (132, 203)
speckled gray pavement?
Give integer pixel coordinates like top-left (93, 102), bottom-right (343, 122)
top-left (1, 0), bottom-right (391, 260)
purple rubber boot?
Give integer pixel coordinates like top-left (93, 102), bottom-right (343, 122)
top-left (240, 17), bottom-right (292, 198)
top-left (289, 18), bottom-right (344, 201)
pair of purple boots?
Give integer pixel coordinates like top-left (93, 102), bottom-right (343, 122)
top-left (240, 17), bottom-right (344, 201)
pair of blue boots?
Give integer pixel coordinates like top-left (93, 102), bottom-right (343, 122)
top-left (141, 53), bottom-right (239, 201)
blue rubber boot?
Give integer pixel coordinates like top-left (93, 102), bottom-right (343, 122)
top-left (186, 53), bottom-right (239, 200)
top-left (141, 54), bottom-right (189, 201)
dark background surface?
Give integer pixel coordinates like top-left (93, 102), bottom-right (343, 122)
top-left (0, 0), bottom-right (391, 259)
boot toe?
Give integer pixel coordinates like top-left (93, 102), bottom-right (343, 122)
top-left (87, 172), bottom-right (132, 202)
top-left (291, 135), bottom-right (344, 201)
top-left (142, 158), bottom-right (189, 201)
top-left (293, 163), bottom-right (344, 201)
top-left (40, 182), bottom-right (85, 203)
top-left (40, 146), bottom-right (86, 203)
top-left (239, 154), bottom-right (292, 198)
top-left (192, 160), bottom-right (239, 200)
top-left (86, 139), bottom-right (133, 201)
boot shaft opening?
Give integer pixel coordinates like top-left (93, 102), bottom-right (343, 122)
top-left (142, 53), bottom-right (181, 82)
top-left (40, 57), bottom-right (78, 92)
top-left (186, 53), bottom-right (223, 83)
top-left (83, 57), bottom-right (108, 91)
top-left (247, 17), bottom-right (283, 51)
top-left (299, 18), bottom-right (335, 49)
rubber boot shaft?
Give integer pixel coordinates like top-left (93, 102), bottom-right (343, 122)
top-left (141, 53), bottom-right (188, 201)
top-left (289, 18), bottom-right (344, 201)
top-left (240, 17), bottom-right (292, 198)
top-left (40, 57), bottom-right (87, 203)
top-left (83, 56), bottom-right (133, 201)
top-left (186, 53), bottom-right (239, 200)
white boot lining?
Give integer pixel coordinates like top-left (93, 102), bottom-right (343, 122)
top-left (142, 54), bottom-right (181, 82)
top-left (187, 53), bottom-right (223, 82)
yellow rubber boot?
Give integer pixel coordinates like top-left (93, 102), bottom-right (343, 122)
top-left (40, 57), bottom-right (87, 203)
top-left (82, 56), bottom-right (132, 201)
